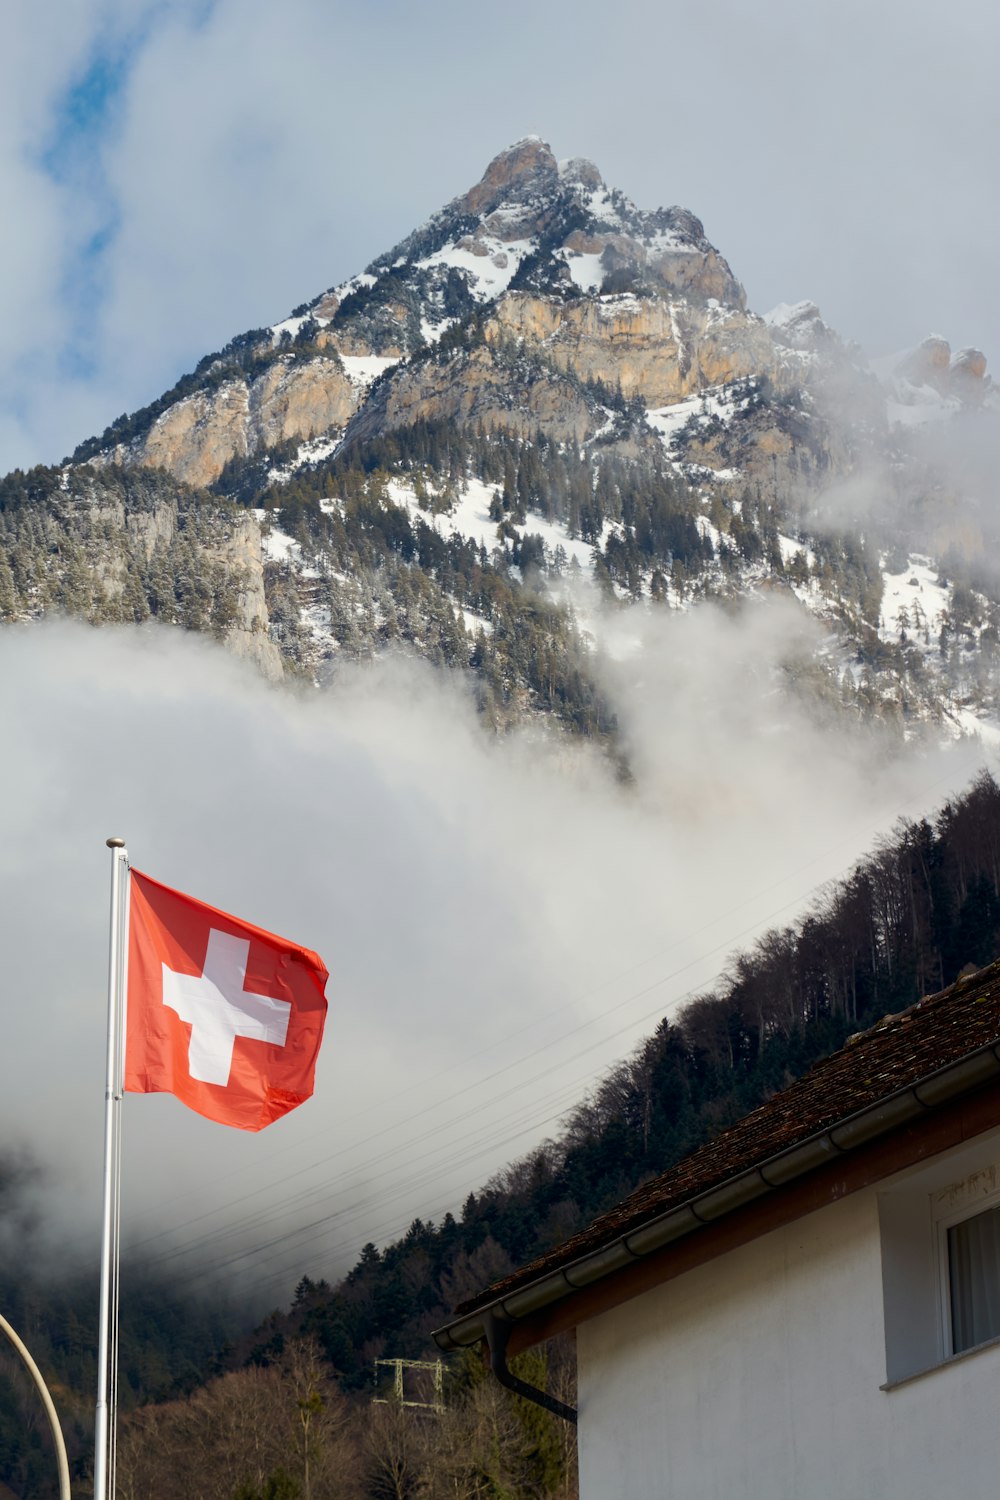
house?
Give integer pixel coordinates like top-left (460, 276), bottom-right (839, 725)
top-left (433, 961), bottom-right (1000, 1499)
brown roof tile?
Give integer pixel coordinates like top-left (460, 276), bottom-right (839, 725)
top-left (457, 958), bottom-right (1000, 1316)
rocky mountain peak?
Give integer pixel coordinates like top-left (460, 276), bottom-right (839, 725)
top-left (895, 335), bottom-right (953, 387)
top-left (20, 142), bottom-right (1000, 755)
top-left (460, 137), bottom-right (559, 216)
top-left (951, 346), bottom-right (988, 382)
top-left (67, 140), bottom-right (768, 488)
top-left (558, 155), bottom-right (604, 192)
top-left (352, 138), bottom-right (748, 327)
top-left (764, 300), bottom-right (838, 352)
top-left (891, 335), bottom-right (990, 403)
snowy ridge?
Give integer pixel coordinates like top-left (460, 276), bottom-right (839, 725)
top-left (415, 236), bottom-right (537, 305)
top-left (341, 354), bottom-right (400, 388)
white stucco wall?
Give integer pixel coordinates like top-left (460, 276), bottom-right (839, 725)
top-left (577, 1132), bottom-right (1000, 1500)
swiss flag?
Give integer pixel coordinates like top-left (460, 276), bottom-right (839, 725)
top-left (125, 870), bottom-right (329, 1131)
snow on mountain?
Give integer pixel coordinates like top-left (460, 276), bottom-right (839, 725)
top-left (340, 354), bottom-right (400, 388)
top-left (880, 556), bottom-right (949, 643)
top-left (4, 138), bottom-right (995, 750)
top-left (416, 236), bottom-right (537, 304)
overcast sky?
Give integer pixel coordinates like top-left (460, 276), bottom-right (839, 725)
top-left (2, 0), bottom-right (998, 476)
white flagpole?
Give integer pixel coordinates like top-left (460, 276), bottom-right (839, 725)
top-left (95, 837), bottom-right (128, 1500)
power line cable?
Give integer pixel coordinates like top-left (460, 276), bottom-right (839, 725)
top-left (128, 753), bottom-right (991, 1275)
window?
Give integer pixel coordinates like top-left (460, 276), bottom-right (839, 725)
top-left (942, 1201), bottom-right (1000, 1355)
top-left (879, 1142), bottom-right (1000, 1386)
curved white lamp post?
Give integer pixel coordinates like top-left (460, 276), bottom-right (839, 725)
top-left (0, 1310), bottom-right (71, 1500)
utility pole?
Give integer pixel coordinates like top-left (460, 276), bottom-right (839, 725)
top-left (372, 1357), bottom-right (445, 1413)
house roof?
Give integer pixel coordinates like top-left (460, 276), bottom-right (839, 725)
top-left (435, 957), bottom-right (1000, 1349)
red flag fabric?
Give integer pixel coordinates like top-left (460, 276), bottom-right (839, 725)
top-left (125, 869), bottom-right (328, 1131)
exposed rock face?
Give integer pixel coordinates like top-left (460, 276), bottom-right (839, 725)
top-left (766, 301), bottom-right (840, 354)
top-left (897, 335), bottom-right (952, 386)
top-left (677, 409), bottom-right (792, 476)
top-left (127, 496), bottom-right (176, 559)
top-left (950, 346), bottom-right (988, 384)
top-left (222, 513), bottom-right (285, 682)
top-left (892, 336), bottom-right (990, 404)
top-left (75, 137), bottom-right (990, 519)
top-left (115, 495), bottom-right (282, 680)
top-left (485, 292), bottom-right (776, 405)
top-left (679, 393), bottom-right (877, 487)
top-left (3, 462), bottom-right (287, 683)
top-left (560, 156), bottom-right (603, 192)
top-left (248, 358), bottom-right (358, 448)
top-left (323, 315), bottom-right (409, 358)
top-left (459, 137), bottom-right (560, 218)
top-left (120, 357), bottom-right (360, 488)
top-left (347, 344), bottom-right (597, 447)
top-left (138, 381), bottom-right (250, 489)
top-left (447, 141), bottom-right (746, 301)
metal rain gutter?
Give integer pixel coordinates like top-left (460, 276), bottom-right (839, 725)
top-left (433, 1040), bottom-right (1000, 1355)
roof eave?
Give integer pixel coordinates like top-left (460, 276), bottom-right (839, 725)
top-left (433, 1041), bottom-right (1000, 1353)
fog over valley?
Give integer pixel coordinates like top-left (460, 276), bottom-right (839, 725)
top-left (1, 613), bottom-right (989, 1300)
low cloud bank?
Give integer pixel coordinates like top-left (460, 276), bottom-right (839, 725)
top-left (0, 608), bottom-right (987, 1300)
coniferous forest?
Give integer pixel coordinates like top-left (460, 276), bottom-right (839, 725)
top-left (3, 768), bottom-right (1000, 1497)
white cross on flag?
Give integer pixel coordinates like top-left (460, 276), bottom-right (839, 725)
top-left (125, 870), bottom-right (328, 1130)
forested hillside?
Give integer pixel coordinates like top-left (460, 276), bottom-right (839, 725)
top-left (270, 773), bottom-right (1000, 1392)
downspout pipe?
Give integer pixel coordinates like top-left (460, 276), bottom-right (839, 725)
top-left (483, 1311), bottom-right (577, 1425)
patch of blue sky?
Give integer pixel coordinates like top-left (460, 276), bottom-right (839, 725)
top-left (43, 0), bottom-right (218, 174)
top-left (35, 2), bottom-right (220, 411)
top-left (42, 51), bottom-right (129, 183)
top-left (41, 3), bottom-right (218, 248)
top-left (56, 217), bottom-right (121, 386)
top-left (36, 9), bottom-right (173, 383)
top-left (34, 42), bottom-right (128, 391)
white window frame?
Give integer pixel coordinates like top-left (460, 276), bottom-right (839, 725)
top-left (879, 1138), bottom-right (1000, 1388)
top-left (934, 1177), bottom-right (1000, 1359)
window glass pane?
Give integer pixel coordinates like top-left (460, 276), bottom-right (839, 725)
top-left (949, 1205), bottom-right (1000, 1353)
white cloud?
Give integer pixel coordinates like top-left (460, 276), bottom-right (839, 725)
top-left (0, 613), bottom-right (986, 1300)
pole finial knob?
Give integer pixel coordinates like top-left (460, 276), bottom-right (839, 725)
top-left (105, 837), bottom-right (126, 849)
